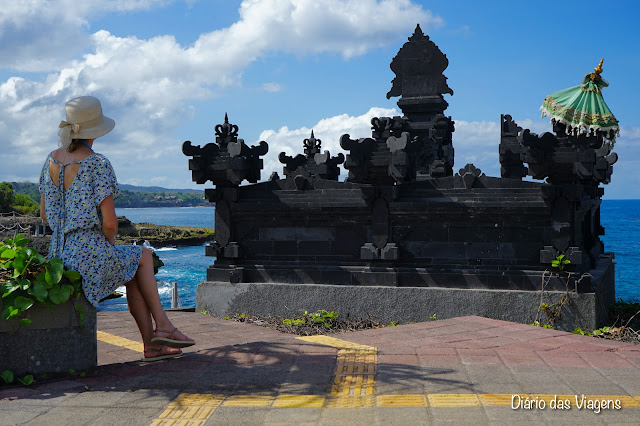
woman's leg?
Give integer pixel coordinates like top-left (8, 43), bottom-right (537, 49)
top-left (130, 247), bottom-right (193, 342)
top-left (126, 277), bottom-right (181, 356)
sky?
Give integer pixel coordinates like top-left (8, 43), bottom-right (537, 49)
top-left (1, 0), bottom-right (638, 199)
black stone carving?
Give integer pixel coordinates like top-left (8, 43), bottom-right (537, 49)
top-left (387, 24), bottom-right (453, 102)
top-left (182, 114), bottom-right (268, 186)
top-left (184, 26), bottom-right (615, 301)
top-left (278, 130), bottom-right (344, 181)
top-left (340, 111), bottom-right (455, 183)
top-left (456, 164), bottom-right (485, 189)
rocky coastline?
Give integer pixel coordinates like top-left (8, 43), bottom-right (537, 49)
top-left (114, 216), bottom-right (214, 247)
top-left (1, 215), bottom-right (214, 255)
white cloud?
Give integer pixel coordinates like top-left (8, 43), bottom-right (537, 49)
top-left (256, 107), bottom-right (398, 179)
top-left (260, 82), bottom-right (283, 93)
top-left (0, 0), bottom-right (171, 72)
top-left (0, 0), bottom-right (441, 187)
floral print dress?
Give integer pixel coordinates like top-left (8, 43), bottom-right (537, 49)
top-left (39, 152), bottom-right (142, 307)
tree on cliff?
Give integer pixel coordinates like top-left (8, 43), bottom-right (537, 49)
top-left (0, 182), bottom-right (14, 213)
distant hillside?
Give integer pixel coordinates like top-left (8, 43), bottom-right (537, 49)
top-left (7, 181), bottom-right (209, 208)
top-left (119, 184), bottom-right (202, 194)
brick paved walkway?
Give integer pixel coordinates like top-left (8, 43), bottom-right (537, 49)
top-left (1, 312), bottom-right (639, 424)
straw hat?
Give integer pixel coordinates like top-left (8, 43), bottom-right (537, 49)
top-left (58, 96), bottom-right (115, 149)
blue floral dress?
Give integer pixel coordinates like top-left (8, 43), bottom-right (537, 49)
top-left (39, 152), bottom-right (142, 307)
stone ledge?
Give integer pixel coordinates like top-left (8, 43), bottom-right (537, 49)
top-left (196, 281), bottom-right (611, 332)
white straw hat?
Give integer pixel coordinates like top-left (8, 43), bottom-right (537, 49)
top-left (58, 96), bottom-right (115, 149)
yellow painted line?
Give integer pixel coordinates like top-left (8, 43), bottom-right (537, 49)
top-left (222, 395), bottom-right (274, 407)
top-left (428, 394), bottom-right (481, 407)
top-left (96, 330), bottom-right (144, 353)
top-left (377, 394), bottom-right (428, 407)
top-left (151, 394), bottom-right (224, 425)
top-left (298, 335), bottom-right (377, 397)
top-left (297, 335), bottom-right (376, 352)
top-left (325, 395), bottom-right (376, 408)
top-left (479, 394), bottom-right (522, 407)
top-left (150, 392), bottom-right (640, 422)
top-left (273, 394), bottom-right (326, 408)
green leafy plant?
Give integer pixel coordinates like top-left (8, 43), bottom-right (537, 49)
top-left (572, 327), bottom-right (592, 336)
top-left (429, 313), bottom-right (437, 321)
top-left (551, 254), bottom-right (570, 271)
top-left (593, 326), bottom-right (611, 336)
top-left (529, 320), bottom-right (553, 329)
top-left (1, 369), bottom-right (33, 387)
top-left (1, 370), bottom-right (13, 384)
top-left (17, 375), bottom-right (34, 386)
top-left (1, 234), bottom-right (83, 330)
top-left (283, 310), bottom-right (340, 330)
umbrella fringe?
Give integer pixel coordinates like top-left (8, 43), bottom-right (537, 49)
top-left (540, 107), bottom-right (619, 143)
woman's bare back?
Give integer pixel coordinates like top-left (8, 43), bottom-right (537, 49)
top-left (49, 147), bottom-right (94, 190)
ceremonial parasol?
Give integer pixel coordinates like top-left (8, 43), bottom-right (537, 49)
top-left (541, 59), bottom-right (619, 142)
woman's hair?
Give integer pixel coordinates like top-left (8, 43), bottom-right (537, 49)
top-left (66, 139), bottom-right (91, 152)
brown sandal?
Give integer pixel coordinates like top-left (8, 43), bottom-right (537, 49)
top-left (141, 347), bottom-right (183, 362)
top-left (151, 327), bottom-right (196, 348)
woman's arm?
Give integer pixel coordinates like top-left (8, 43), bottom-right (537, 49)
top-left (99, 194), bottom-right (118, 245)
top-left (40, 194), bottom-right (47, 222)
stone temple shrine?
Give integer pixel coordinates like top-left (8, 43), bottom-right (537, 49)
top-left (183, 25), bottom-right (617, 331)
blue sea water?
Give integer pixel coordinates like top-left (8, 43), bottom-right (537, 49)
top-left (600, 200), bottom-right (640, 302)
top-left (99, 202), bottom-right (640, 311)
top-left (99, 207), bottom-right (214, 311)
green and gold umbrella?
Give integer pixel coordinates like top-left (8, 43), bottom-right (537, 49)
top-left (541, 59), bottom-right (619, 142)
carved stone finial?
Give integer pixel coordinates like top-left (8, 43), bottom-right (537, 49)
top-left (215, 113), bottom-right (238, 139)
top-left (386, 24), bottom-right (453, 100)
top-left (303, 130), bottom-right (321, 157)
top-left (408, 24), bottom-right (427, 41)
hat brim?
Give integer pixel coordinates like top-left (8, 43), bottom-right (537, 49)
top-left (58, 116), bottom-right (115, 140)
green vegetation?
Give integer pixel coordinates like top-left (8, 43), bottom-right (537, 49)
top-left (11, 193), bottom-right (39, 216)
top-left (0, 182), bottom-right (13, 212)
top-left (529, 320), bottom-right (553, 329)
top-left (282, 310), bottom-right (340, 329)
top-left (0, 182), bottom-right (39, 216)
top-left (551, 254), bottom-right (571, 271)
top-left (0, 234), bottom-right (84, 330)
top-left (114, 189), bottom-right (208, 208)
top-left (1, 181), bottom-right (210, 213)
top-left (1, 369), bottom-right (33, 387)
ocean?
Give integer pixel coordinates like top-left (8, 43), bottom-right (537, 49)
top-left (99, 202), bottom-right (640, 311)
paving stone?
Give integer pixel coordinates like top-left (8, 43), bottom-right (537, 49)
top-left (24, 406), bottom-right (108, 425)
top-left (428, 407), bottom-right (488, 425)
top-left (0, 408), bottom-right (44, 424)
top-left (263, 407), bottom-right (323, 424)
top-left (375, 407), bottom-right (430, 425)
top-left (319, 408), bottom-right (377, 425)
top-left (205, 406), bottom-right (270, 425)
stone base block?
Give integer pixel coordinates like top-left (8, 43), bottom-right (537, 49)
top-left (0, 296), bottom-right (97, 377)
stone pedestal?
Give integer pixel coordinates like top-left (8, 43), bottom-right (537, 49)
top-left (0, 296), bottom-right (97, 377)
top-left (197, 256), bottom-right (614, 332)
